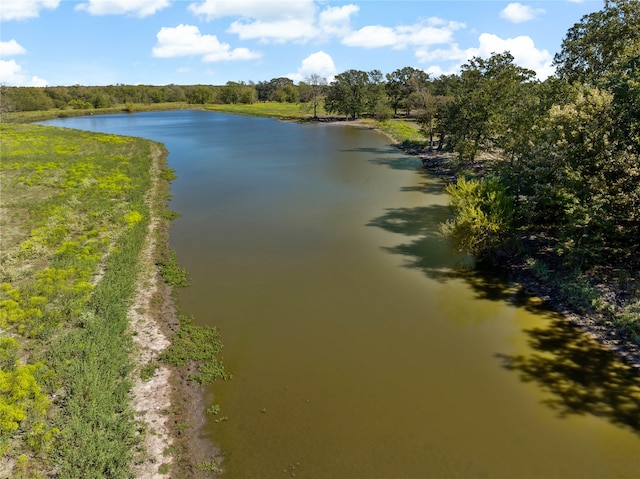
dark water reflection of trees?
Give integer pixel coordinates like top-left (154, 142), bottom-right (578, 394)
top-left (367, 204), bottom-right (456, 282)
top-left (497, 317), bottom-right (640, 436)
top-left (369, 202), bottom-right (640, 437)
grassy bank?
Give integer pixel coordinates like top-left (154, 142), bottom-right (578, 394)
top-left (0, 122), bottom-right (217, 477)
top-left (0, 101), bottom-right (318, 124)
top-left (206, 101), bottom-right (323, 119)
top-left (0, 123), bottom-right (162, 476)
top-left (0, 124), bottom-right (152, 476)
top-left (1, 121), bottom-right (233, 477)
top-left (1, 102), bottom-right (197, 124)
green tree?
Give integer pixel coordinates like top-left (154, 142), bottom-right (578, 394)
top-left (603, 47), bottom-right (640, 155)
top-left (255, 77), bottom-right (296, 102)
top-left (439, 52), bottom-right (537, 161)
top-left (416, 90), bottom-right (449, 151)
top-left (187, 85), bottom-right (215, 104)
top-left (386, 66), bottom-right (430, 116)
top-left (165, 84), bottom-right (188, 102)
top-left (219, 81), bottom-right (256, 104)
top-left (325, 69), bottom-right (385, 119)
top-left (2, 87), bottom-right (55, 112)
top-left (43, 86), bottom-right (72, 108)
top-left (91, 92), bottom-right (111, 109)
top-left (280, 84), bottom-right (299, 103)
top-left (553, 0), bottom-right (640, 86)
top-left (303, 73), bottom-right (327, 119)
top-left (516, 86), bottom-right (640, 265)
top-left (441, 177), bottom-right (515, 259)
top-left (366, 69), bottom-right (389, 118)
top-left (431, 75), bottom-right (460, 150)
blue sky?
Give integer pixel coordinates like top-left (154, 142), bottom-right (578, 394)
top-left (1, 0), bottom-right (603, 87)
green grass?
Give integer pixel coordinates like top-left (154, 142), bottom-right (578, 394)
top-left (1, 102), bottom-right (196, 124)
top-left (377, 118), bottom-right (427, 145)
top-left (206, 101), bottom-right (326, 119)
top-left (1, 122), bottom-right (232, 477)
top-left (160, 315), bottom-right (231, 385)
top-left (0, 124), bottom-right (157, 477)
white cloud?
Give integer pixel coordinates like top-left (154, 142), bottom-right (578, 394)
top-left (152, 24), bottom-right (262, 62)
top-left (287, 51), bottom-right (337, 83)
top-left (343, 17), bottom-right (464, 50)
top-left (0, 59), bottom-right (25, 84)
top-left (227, 19), bottom-right (318, 43)
top-left (189, 0), bottom-right (316, 21)
top-left (499, 3), bottom-right (545, 23)
top-left (189, 1), bottom-right (360, 43)
top-left (0, 40), bottom-right (27, 57)
top-left (30, 76), bottom-right (48, 87)
top-left (318, 5), bottom-right (359, 37)
top-left (475, 32), bottom-right (554, 78)
top-left (396, 19), bottom-right (465, 48)
top-left (415, 33), bottom-right (554, 79)
top-left (0, 59), bottom-right (47, 86)
top-left (0, 0), bottom-right (59, 21)
top-left (415, 44), bottom-right (468, 64)
top-left (422, 64), bottom-right (448, 78)
top-left (76, 0), bottom-right (170, 17)
top-left (343, 25), bottom-right (398, 48)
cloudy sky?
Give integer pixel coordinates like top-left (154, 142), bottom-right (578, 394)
top-left (0, 0), bottom-right (603, 87)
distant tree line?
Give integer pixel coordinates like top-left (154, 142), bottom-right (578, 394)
top-left (0, 77), bottom-right (327, 113)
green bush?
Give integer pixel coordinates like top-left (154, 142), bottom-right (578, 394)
top-left (441, 176), bottom-right (515, 258)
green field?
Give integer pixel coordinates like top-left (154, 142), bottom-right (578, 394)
top-left (0, 123), bottom-right (164, 477)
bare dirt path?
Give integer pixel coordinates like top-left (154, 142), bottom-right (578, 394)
top-left (129, 143), bottom-right (175, 478)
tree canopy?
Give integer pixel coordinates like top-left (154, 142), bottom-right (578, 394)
top-left (553, 0), bottom-right (640, 86)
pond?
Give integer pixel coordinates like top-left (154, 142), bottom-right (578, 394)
top-left (43, 111), bottom-right (640, 478)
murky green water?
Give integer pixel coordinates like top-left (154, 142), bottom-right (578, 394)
top-left (44, 111), bottom-right (640, 478)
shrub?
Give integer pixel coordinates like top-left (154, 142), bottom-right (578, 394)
top-left (441, 176), bottom-right (515, 258)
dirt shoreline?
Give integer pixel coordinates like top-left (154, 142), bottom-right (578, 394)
top-left (131, 141), bottom-right (224, 478)
top-left (128, 143), bottom-right (174, 478)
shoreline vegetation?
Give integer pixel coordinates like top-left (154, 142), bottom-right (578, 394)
top-left (1, 101), bottom-right (638, 478)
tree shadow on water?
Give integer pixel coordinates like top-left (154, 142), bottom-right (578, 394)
top-left (367, 152), bottom-right (448, 196)
top-left (343, 146), bottom-right (447, 195)
top-left (368, 205), bottom-right (560, 308)
top-left (369, 154), bottom-right (424, 172)
top-left (369, 204), bottom-right (640, 436)
top-left (367, 205), bottom-right (460, 283)
top-left (368, 207), bottom-right (544, 308)
top-left (399, 181), bottom-right (445, 196)
top-left (342, 145), bottom-right (423, 172)
top-left (497, 315), bottom-right (640, 436)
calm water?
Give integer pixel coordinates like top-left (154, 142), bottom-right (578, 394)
top-left (43, 111), bottom-right (640, 478)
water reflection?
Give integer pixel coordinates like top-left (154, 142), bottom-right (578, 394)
top-left (497, 316), bottom-right (640, 436)
top-left (363, 148), bottom-right (422, 171)
top-left (366, 148), bottom-right (450, 195)
top-left (369, 196), bottom-right (640, 438)
top-left (367, 204), bottom-right (457, 282)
